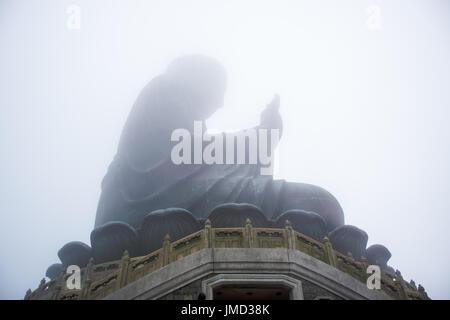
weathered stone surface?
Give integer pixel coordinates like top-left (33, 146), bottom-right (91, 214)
top-left (104, 248), bottom-right (390, 300)
top-left (30, 221), bottom-right (428, 300)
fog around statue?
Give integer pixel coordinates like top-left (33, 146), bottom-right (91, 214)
top-left (35, 55), bottom-right (404, 294)
top-left (95, 55), bottom-right (344, 232)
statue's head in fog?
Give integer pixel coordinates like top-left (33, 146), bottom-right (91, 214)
top-left (164, 54), bottom-right (227, 120)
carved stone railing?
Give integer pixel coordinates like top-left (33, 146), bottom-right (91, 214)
top-left (25, 219), bottom-right (429, 300)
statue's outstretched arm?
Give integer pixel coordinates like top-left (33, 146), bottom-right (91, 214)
top-left (259, 94), bottom-right (283, 140)
top-left (214, 94), bottom-right (282, 168)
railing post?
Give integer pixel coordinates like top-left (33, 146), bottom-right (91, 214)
top-left (38, 278), bottom-right (46, 291)
top-left (245, 218), bottom-right (253, 248)
top-left (395, 270), bottom-right (408, 300)
top-left (285, 220), bottom-right (295, 249)
top-left (24, 289), bottom-right (32, 300)
top-left (323, 237), bottom-right (337, 267)
top-left (418, 284), bottom-right (429, 300)
top-left (409, 280), bottom-right (417, 291)
top-left (53, 284), bottom-right (62, 300)
top-left (119, 250), bottom-right (130, 288)
top-left (360, 256), bottom-right (368, 283)
top-left (204, 219), bottom-right (213, 248)
top-left (163, 234), bottom-right (171, 266)
top-left (80, 257), bottom-right (94, 299)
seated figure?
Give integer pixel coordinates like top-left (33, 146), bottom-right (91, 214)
top-left (95, 55), bottom-right (345, 233)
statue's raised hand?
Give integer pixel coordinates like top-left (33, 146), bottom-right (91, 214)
top-left (260, 94), bottom-right (283, 138)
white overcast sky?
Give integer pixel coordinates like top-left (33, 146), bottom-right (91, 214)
top-left (0, 0), bottom-right (449, 299)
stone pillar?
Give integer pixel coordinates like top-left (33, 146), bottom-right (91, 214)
top-left (119, 250), bottom-right (130, 288)
top-left (323, 237), bottom-right (337, 267)
top-left (394, 270), bottom-right (408, 300)
top-left (38, 278), bottom-right (46, 291)
top-left (24, 289), bottom-right (32, 300)
top-left (80, 257), bottom-right (94, 299)
top-left (163, 234), bottom-right (171, 266)
top-left (285, 220), bottom-right (295, 249)
top-left (418, 284), bottom-right (429, 300)
top-left (52, 284), bottom-right (62, 300)
top-left (204, 219), bottom-right (213, 248)
top-left (360, 256), bottom-right (369, 283)
top-left (245, 218), bottom-right (254, 248)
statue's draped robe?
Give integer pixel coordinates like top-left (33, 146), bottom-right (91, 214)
top-left (96, 76), bottom-right (344, 231)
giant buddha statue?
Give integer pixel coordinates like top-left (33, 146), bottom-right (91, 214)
top-left (38, 55), bottom-right (400, 286)
top-left (95, 55), bottom-right (345, 235)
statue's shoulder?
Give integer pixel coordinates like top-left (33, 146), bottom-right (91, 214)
top-left (136, 74), bottom-right (167, 101)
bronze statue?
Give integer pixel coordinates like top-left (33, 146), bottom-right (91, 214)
top-left (35, 55), bottom-right (402, 288)
top-left (95, 55), bottom-right (344, 232)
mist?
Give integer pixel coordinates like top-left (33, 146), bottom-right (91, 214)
top-left (0, 0), bottom-right (449, 299)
